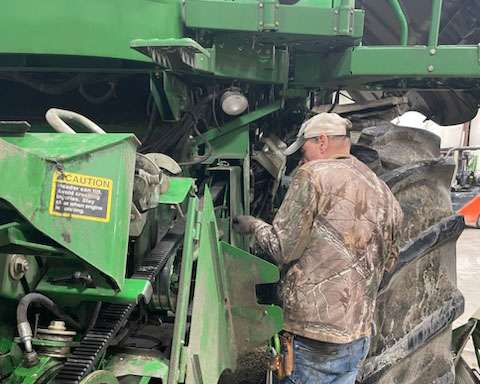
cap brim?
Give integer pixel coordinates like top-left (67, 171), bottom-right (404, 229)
top-left (283, 138), bottom-right (304, 156)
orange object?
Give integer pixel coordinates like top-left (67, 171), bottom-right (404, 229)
top-left (458, 195), bottom-right (480, 228)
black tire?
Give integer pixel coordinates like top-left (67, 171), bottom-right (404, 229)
top-left (357, 122), bottom-right (465, 384)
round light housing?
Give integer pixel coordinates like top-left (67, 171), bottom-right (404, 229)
top-left (220, 88), bottom-right (248, 116)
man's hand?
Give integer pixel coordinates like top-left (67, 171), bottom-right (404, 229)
top-left (232, 215), bottom-right (256, 234)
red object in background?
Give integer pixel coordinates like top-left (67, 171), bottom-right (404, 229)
top-left (458, 195), bottom-right (480, 228)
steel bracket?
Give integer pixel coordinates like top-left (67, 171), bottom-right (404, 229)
top-left (257, 0), bottom-right (280, 32)
top-left (334, 6), bottom-right (355, 35)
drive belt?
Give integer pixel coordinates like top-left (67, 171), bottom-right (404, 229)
top-left (54, 225), bottom-right (183, 384)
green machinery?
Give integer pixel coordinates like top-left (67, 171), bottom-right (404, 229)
top-left (0, 0), bottom-right (480, 383)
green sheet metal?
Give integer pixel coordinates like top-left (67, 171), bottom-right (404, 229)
top-left (159, 178), bottom-right (194, 205)
top-left (184, 0), bottom-right (363, 37)
top-left (184, 188), bottom-right (282, 383)
top-left (294, 45), bottom-right (480, 87)
top-left (106, 353), bottom-right (169, 381)
top-left (0, 0), bottom-right (182, 63)
top-left (37, 278), bottom-right (151, 305)
top-left (0, 133), bottom-right (138, 290)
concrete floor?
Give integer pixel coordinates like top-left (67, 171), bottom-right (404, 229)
top-left (454, 228), bottom-right (480, 368)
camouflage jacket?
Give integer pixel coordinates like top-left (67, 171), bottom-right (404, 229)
top-left (251, 155), bottom-right (403, 344)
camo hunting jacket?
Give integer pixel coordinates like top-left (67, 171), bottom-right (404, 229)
top-left (251, 155), bottom-right (403, 344)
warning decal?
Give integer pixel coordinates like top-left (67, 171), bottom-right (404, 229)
top-left (49, 171), bottom-right (113, 223)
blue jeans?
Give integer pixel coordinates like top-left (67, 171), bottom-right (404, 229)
top-left (275, 336), bottom-right (370, 384)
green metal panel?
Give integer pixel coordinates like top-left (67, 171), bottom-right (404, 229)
top-left (36, 278), bottom-right (151, 305)
top-left (185, 188), bottom-right (282, 383)
top-left (0, 0), bottom-right (182, 63)
top-left (293, 45), bottom-right (480, 87)
top-left (6, 356), bottom-right (61, 384)
top-left (0, 133), bottom-right (138, 289)
top-left (158, 178), bottom-right (194, 204)
top-left (184, 0), bottom-right (364, 38)
top-left (132, 38), bottom-right (289, 84)
top-left (105, 353), bottom-right (169, 382)
top-left (168, 196), bottom-right (198, 384)
top-left (195, 100), bottom-right (282, 145)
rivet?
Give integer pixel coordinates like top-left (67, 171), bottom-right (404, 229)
top-left (427, 65), bottom-right (434, 72)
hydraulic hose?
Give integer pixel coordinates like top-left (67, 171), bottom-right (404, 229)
top-left (46, 108), bottom-right (106, 134)
top-left (16, 293), bottom-right (82, 364)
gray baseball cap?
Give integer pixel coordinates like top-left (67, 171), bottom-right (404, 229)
top-left (284, 113), bottom-right (352, 156)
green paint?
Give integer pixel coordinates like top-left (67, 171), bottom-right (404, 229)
top-left (0, 0), bottom-right (182, 63)
top-left (195, 101), bottom-right (282, 145)
top-left (106, 353), bottom-right (168, 381)
top-left (6, 356), bottom-right (61, 384)
top-left (168, 197), bottom-right (198, 384)
top-left (184, 1), bottom-right (364, 38)
top-left (37, 278), bottom-right (151, 305)
top-left (159, 178), bottom-right (195, 205)
top-left (388, 0), bottom-right (409, 45)
top-left (0, 133), bottom-right (138, 289)
top-left (184, 189), bottom-right (282, 383)
top-left (428, 0), bottom-right (444, 48)
top-left (294, 46), bottom-right (480, 87)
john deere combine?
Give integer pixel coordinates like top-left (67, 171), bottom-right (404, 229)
top-left (0, 0), bottom-right (479, 383)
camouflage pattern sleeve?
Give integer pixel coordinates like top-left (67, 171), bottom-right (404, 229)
top-left (251, 168), bottom-right (318, 265)
top-left (384, 197), bottom-right (404, 272)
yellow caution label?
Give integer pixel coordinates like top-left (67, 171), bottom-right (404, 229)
top-left (49, 171), bottom-right (113, 223)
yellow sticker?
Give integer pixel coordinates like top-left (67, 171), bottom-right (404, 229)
top-left (49, 171), bottom-right (113, 223)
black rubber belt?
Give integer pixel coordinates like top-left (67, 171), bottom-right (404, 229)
top-left (54, 227), bottom-right (183, 384)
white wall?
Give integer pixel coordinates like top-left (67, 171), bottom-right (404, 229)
top-left (392, 111), bottom-right (480, 148)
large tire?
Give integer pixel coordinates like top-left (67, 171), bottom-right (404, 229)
top-left (357, 123), bottom-right (465, 383)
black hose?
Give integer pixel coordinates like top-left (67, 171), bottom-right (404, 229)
top-left (16, 293), bottom-right (82, 331)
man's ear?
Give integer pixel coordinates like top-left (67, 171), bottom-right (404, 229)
top-left (318, 134), bottom-right (328, 153)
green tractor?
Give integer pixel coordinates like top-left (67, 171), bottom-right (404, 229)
top-left (0, 0), bottom-right (479, 383)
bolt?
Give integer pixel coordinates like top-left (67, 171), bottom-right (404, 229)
top-left (49, 321), bottom-right (66, 331)
top-left (427, 65), bottom-right (434, 72)
top-left (275, 21), bottom-right (279, 26)
top-left (24, 351), bottom-right (38, 367)
top-left (259, 2), bottom-right (263, 7)
top-left (429, 48), bottom-right (437, 55)
top-left (334, 9), bottom-right (339, 15)
top-left (333, 27), bottom-right (338, 32)
top-left (15, 259), bottom-right (29, 274)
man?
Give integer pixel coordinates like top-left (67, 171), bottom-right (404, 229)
top-left (234, 113), bottom-right (403, 384)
